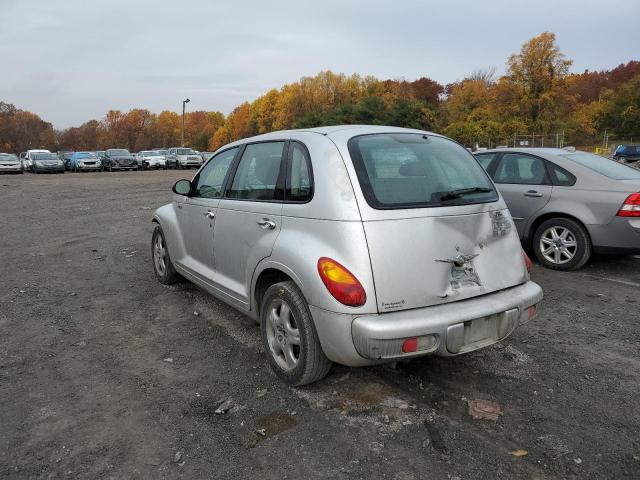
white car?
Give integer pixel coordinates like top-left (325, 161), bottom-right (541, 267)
top-left (138, 150), bottom-right (167, 170)
top-left (0, 153), bottom-right (23, 173)
top-left (165, 147), bottom-right (203, 169)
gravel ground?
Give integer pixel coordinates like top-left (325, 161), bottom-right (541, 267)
top-left (1, 170), bottom-right (639, 480)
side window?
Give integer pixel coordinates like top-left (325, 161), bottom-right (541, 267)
top-left (286, 142), bottom-right (313, 202)
top-left (548, 162), bottom-right (576, 187)
top-left (474, 153), bottom-right (496, 171)
top-left (193, 147), bottom-right (238, 198)
top-left (494, 153), bottom-right (547, 185)
top-left (227, 142), bottom-right (285, 201)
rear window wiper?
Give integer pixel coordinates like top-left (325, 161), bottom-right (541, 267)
top-left (439, 187), bottom-right (493, 201)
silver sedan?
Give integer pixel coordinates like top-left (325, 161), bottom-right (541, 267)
top-left (475, 148), bottom-right (640, 270)
top-left (0, 153), bottom-right (23, 173)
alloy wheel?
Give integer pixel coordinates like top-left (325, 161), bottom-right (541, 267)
top-left (153, 234), bottom-right (167, 276)
top-left (265, 299), bottom-right (301, 371)
top-left (539, 226), bottom-right (578, 265)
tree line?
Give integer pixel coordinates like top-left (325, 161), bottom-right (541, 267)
top-left (1, 32), bottom-right (638, 154)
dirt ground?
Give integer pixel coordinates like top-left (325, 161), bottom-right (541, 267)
top-left (1, 170), bottom-right (639, 480)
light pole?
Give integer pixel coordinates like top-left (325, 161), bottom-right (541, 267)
top-left (181, 98), bottom-right (190, 147)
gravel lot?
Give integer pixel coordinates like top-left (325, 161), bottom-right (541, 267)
top-left (1, 171), bottom-right (639, 479)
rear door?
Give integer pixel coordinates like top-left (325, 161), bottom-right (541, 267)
top-left (175, 147), bottom-right (239, 280)
top-left (491, 152), bottom-right (552, 237)
top-left (212, 141), bottom-right (286, 308)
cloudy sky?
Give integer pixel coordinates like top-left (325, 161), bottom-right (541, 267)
top-left (1, 0), bottom-right (638, 128)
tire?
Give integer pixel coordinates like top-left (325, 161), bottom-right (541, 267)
top-left (260, 281), bottom-right (332, 386)
top-left (532, 217), bottom-right (592, 271)
top-left (151, 225), bottom-right (181, 284)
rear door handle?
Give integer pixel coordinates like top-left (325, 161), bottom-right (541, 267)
top-left (203, 210), bottom-right (215, 219)
top-left (524, 190), bottom-right (543, 198)
top-left (257, 218), bottom-right (276, 230)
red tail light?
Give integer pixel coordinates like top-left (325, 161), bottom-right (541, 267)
top-left (317, 257), bottom-right (366, 307)
top-left (522, 250), bottom-right (532, 273)
top-left (617, 193), bottom-right (640, 217)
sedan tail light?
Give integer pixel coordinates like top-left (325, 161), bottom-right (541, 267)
top-left (522, 250), bottom-right (533, 273)
top-left (617, 193), bottom-right (640, 217)
top-left (317, 257), bottom-right (366, 307)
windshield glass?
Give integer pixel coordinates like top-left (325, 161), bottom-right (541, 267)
top-left (348, 133), bottom-right (497, 209)
top-left (33, 153), bottom-right (59, 160)
top-left (142, 151), bottom-right (161, 157)
top-left (177, 148), bottom-right (196, 155)
top-left (0, 154), bottom-right (18, 160)
top-left (562, 152), bottom-right (640, 180)
top-left (157, 150), bottom-right (167, 155)
top-left (77, 152), bottom-right (97, 159)
top-left (109, 149), bottom-right (130, 156)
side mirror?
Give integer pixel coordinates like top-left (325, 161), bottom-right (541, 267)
top-left (172, 179), bottom-right (192, 196)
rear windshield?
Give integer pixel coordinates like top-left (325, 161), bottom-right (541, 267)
top-left (562, 152), bottom-right (640, 180)
top-left (348, 133), bottom-right (498, 209)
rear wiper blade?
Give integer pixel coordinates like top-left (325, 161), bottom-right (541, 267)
top-left (440, 187), bottom-right (492, 201)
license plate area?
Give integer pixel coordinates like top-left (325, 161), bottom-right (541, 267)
top-left (446, 308), bottom-right (519, 354)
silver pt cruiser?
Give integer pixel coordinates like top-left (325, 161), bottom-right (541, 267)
top-left (151, 126), bottom-right (543, 385)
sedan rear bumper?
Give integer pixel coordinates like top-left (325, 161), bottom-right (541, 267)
top-left (310, 281), bottom-right (542, 367)
top-left (588, 217), bottom-right (640, 255)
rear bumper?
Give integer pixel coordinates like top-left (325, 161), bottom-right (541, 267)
top-left (588, 217), bottom-right (640, 254)
top-left (311, 281), bottom-right (543, 367)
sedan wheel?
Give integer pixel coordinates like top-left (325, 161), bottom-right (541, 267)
top-left (260, 281), bottom-right (332, 386)
top-left (533, 218), bottom-right (592, 271)
top-left (539, 226), bottom-right (577, 265)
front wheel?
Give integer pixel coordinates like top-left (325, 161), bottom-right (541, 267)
top-left (151, 225), bottom-right (181, 284)
top-left (532, 217), bottom-right (592, 271)
top-left (260, 281), bottom-right (332, 386)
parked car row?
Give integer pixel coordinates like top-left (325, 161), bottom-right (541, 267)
top-left (2, 147), bottom-right (210, 173)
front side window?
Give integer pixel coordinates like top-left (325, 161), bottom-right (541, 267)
top-left (286, 142), bottom-right (313, 202)
top-left (227, 142), bottom-right (285, 201)
top-left (348, 133), bottom-right (497, 209)
top-left (494, 153), bottom-right (548, 185)
top-left (193, 147), bottom-right (238, 199)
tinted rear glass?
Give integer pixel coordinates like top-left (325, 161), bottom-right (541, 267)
top-left (561, 152), bottom-right (640, 180)
top-left (348, 133), bottom-right (497, 209)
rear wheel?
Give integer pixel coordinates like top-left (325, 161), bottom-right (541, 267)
top-left (151, 225), bottom-right (181, 284)
top-left (260, 281), bottom-right (332, 386)
top-left (532, 217), bottom-right (592, 271)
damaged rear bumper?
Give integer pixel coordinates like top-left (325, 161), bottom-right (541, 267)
top-left (310, 281), bottom-right (542, 367)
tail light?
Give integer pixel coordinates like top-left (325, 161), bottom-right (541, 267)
top-left (617, 193), bottom-right (640, 217)
top-left (522, 250), bottom-right (532, 273)
top-left (317, 257), bottom-right (366, 307)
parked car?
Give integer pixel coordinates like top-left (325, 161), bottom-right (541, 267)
top-left (165, 147), bottom-right (203, 169)
top-left (137, 150), bottom-right (167, 169)
top-left (0, 153), bottom-right (23, 173)
top-left (474, 148), bottom-right (640, 270)
top-left (151, 126), bottom-right (543, 386)
top-left (103, 149), bottom-right (138, 171)
top-left (613, 145), bottom-right (640, 165)
top-left (69, 151), bottom-right (102, 172)
top-left (21, 150), bottom-right (50, 172)
top-left (57, 151), bottom-right (74, 170)
top-left (27, 151), bottom-right (65, 173)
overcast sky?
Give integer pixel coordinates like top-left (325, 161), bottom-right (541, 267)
top-left (1, 0), bottom-right (638, 128)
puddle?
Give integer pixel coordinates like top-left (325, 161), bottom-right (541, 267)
top-left (255, 412), bottom-right (298, 439)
